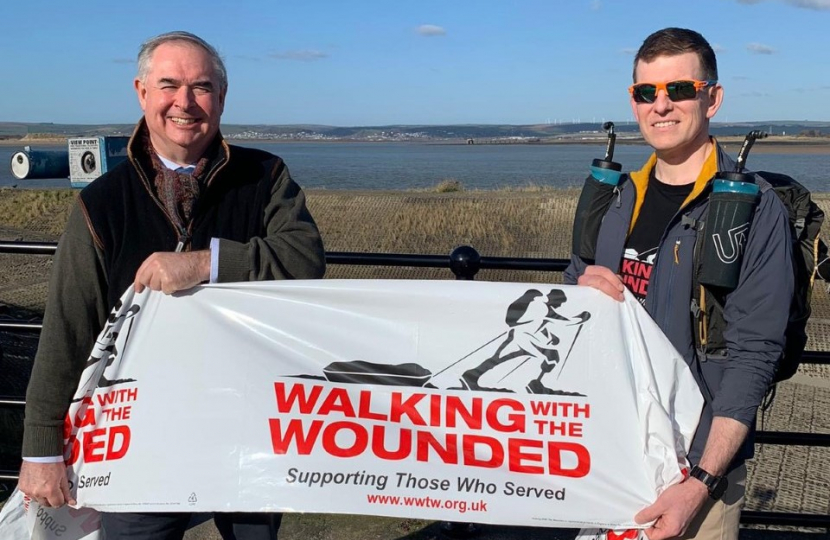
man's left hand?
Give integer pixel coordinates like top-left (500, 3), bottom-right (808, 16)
top-left (134, 251), bottom-right (211, 294)
top-left (635, 479), bottom-right (709, 540)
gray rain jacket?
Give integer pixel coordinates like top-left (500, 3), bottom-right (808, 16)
top-left (564, 140), bottom-right (793, 467)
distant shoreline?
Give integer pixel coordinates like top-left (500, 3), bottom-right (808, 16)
top-left (2, 136), bottom-right (830, 155)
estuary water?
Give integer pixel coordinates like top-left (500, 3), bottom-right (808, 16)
top-left (1, 141), bottom-right (828, 192)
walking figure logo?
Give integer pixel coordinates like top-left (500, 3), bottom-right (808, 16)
top-left (292, 288), bottom-right (591, 395)
top-left (71, 299), bottom-right (141, 403)
top-left (458, 289), bottom-right (590, 394)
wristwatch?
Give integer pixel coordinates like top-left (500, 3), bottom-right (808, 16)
top-left (689, 465), bottom-right (728, 500)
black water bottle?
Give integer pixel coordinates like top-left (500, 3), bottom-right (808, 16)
top-left (698, 132), bottom-right (766, 289)
top-left (572, 122), bottom-right (623, 262)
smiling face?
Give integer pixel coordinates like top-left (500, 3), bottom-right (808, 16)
top-left (631, 52), bottom-right (722, 163)
top-left (134, 41), bottom-right (226, 164)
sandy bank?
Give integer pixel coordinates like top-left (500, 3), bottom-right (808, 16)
top-left (3, 137), bottom-right (830, 155)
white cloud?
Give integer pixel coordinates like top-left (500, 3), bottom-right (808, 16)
top-left (787, 0), bottom-right (830, 9)
top-left (621, 48), bottom-right (638, 55)
top-left (712, 44), bottom-right (726, 53)
top-left (735, 0), bottom-right (830, 9)
top-left (416, 24), bottom-right (446, 37)
top-left (590, 0), bottom-right (602, 10)
top-left (268, 50), bottom-right (329, 62)
top-left (747, 43), bottom-right (776, 54)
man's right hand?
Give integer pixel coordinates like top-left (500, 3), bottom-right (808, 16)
top-left (577, 265), bottom-right (625, 301)
top-left (18, 461), bottom-right (76, 508)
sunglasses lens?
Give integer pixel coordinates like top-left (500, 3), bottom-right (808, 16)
top-left (667, 81), bottom-right (698, 101)
top-left (633, 84), bottom-right (657, 103)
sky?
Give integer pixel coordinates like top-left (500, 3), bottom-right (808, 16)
top-left (1, 0), bottom-right (829, 126)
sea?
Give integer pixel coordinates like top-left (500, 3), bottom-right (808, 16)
top-left (1, 141), bottom-right (829, 192)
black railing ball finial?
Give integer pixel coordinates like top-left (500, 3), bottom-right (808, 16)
top-left (449, 245), bottom-right (481, 281)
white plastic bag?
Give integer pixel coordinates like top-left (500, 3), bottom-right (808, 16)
top-left (0, 488), bottom-right (101, 540)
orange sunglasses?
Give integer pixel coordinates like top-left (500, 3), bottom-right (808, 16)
top-left (629, 79), bottom-right (717, 103)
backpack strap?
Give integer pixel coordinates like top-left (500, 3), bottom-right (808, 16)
top-left (689, 213), bottom-right (709, 359)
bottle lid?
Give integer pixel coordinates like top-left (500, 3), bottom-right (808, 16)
top-left (713, 177), bottom-right (759, 195)
top-left (591, 158), bottom-right (622, 172)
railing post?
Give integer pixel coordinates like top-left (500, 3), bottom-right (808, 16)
top-left (449, 245), bottom-right (481, 281)
top-left (444, 245), bottom-right (484, 538)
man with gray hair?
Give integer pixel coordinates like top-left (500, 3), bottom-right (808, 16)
top-left (18, 31), bottom-right (325, 539)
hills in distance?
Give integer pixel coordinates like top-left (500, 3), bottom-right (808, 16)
top-left (1, 120), bottom-right (828, 142)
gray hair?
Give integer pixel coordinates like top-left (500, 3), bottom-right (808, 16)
top-left (136, 31), bottom-right (228, 91)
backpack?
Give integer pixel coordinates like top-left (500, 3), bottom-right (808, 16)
top-left (692, 171), bottom-right (826, 384)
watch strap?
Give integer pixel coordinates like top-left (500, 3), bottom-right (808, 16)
top-left (689, 465), bottom-right (727, 500)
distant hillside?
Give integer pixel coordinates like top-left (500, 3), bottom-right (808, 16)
top-left (1, 120), bottom-right (829, 142)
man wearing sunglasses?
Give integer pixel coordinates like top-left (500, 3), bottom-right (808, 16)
top-left (565, 28), bottom-right (793, 540)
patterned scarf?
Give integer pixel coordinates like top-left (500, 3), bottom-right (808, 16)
top-left (143, 132), bottom-right (210, 232)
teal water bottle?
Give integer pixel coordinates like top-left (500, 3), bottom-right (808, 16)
top-left (572, 122), bottom-right (623, 262)
top-left (699, 132), bottom-right (765, 289)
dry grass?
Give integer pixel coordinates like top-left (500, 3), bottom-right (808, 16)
top-left (433, 179), bottom-right (463, 193)
top-left (305, 190), bottom-right (580, 257)
top-left (0, 187), bottom-right (824, 258)
top-left (0, 188), bottom-right (826, 325)
top-left (0, 188), bottom-right (77, 238)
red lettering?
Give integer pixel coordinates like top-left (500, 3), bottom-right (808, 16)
top-left (317, 388), bottom-right (356, 417)
top-left (529, 401), bottom-right (552, 415)
top-left (547, 441), bottom-right (591, 478)
top-left (321, 421), bottom-right (367, 457)
top-left (273, 382), bottom-right (322, 414)
top-left (65, 426), bottom-right (133, 464)
top-left (358, 391), bottom-right (387, 421)
top-left (622, 275), bottom-right (648, 296)
top-left (445, 396), bottom-right (482, 429)
top-left (390, 393), bottom-right (426, 425)
top-left (269, 418), bottom-right (322, 454)
top-left (416, 431), bottom-right (458, 464)
top-left (486, 399), bottom-right (525, 432)
top-left (73, 398), bottom-right (95, 428)
top-left (105, 425), bottom-right (131, 460)
top-left (429, 394), bottom-right (442, 427)
top-left (371, 425), bottom-right (411, 460)
top-left (65, 435), bottom-right (80, 465)
top-left (508, 438), bottom-right (544, 473)
top-left (462, 435), bottom-right (503, 468)
top-left (621, 259), bottom-right (636, 275)
top-left (82, 429), bottom-right (107, 462)
top-left (96, 392), bottom-right (117, 407)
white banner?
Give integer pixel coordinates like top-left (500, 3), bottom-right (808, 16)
top-left (28, 280), bottom-right (703, 529)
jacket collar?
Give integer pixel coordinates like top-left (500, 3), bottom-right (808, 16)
top-left (627, 138), bottom-right (734, 232)
top-left (126, 118), bottom-right (230, 190)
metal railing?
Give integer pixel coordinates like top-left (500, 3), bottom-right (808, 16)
top-left (1, 241), bottom-right (829, 527)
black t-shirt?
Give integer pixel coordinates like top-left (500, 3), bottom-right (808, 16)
top-left (622, 172), bottom-right (694, 304)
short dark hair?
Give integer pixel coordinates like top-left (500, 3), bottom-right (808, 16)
top-left (633, 27), bottom-right (718, 82)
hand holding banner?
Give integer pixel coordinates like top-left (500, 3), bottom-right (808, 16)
top-left (5, 280), bottom-right (703, 534)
